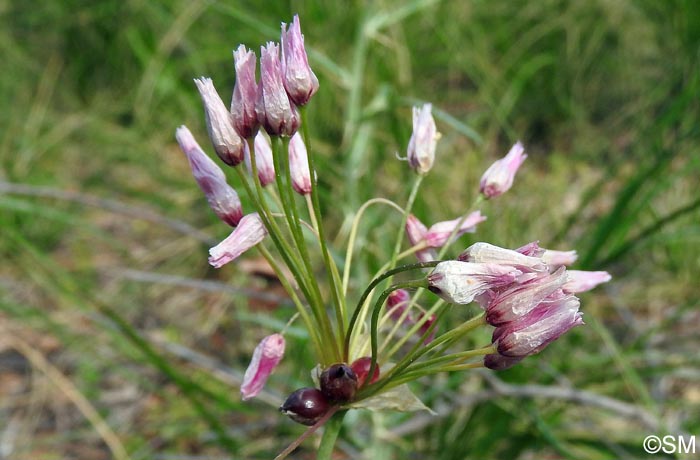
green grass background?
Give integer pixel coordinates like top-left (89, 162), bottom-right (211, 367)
top-left (1, 0), bottom-right (699, 459)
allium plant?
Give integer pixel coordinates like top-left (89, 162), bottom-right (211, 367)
top-left (176, 14), bottom-right (611, 459)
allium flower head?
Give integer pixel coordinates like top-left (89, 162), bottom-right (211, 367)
top-left (231, 45), bottom-right (259, 138)
top-left (424, 211), bottom-right (487, 248)
top-left (208, 213), bottom-right (268, 268)
top-left (194, 77), bottom-right (246, 166)
top-left (280, 15), bottom-right (319, 106)
top-left (241, 333), bottom-right (285, 400)
top-left (407, 104), bottom-right (440, 175)
top-left (256, 42), bottom-right (300, 137)
top-left (175, 125), bottom-right (243, 226)
top-left (288, 133), bottom-right (312, 195)
top-left (479, 141), bottom-right (527, 198)
top-left (244, 131), bottom-right (276, 186)
top-left (563, 270), bottom-right (612, 293)
top-left (427, 261), bottom-right (522, 305)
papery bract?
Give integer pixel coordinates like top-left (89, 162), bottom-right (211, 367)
top-left (231, 45), bottom-right (259, 138)
top-left (208, 213), bottom-right (268, 268)
top-left (281, 15), bottom-right (319, 106)
top-left (479, 141), bottom-right (527, 198)
top-left (256, 42), bottom-right (300, 137)
top-left (241, 333), bottom-right (285, 400)
top-left (244, 131), bottom-right (276, 186)
top-left (563, 270), bottom-right (612, 293)
top-left (175, 125), bottom-right (243, 227)
top-left (407, 103), bottom-right (440, 175)
top-left (427, 261), bottom-right (522, 305)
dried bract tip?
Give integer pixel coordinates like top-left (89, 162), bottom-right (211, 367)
top-left (240, 333), bottom-right (285, 400)
top-left (281, 15), bottom-right (319, 106)
top-left (194, 77), bottom-right (246, 166)
top-left (480, 141), bottom-right (527, 198)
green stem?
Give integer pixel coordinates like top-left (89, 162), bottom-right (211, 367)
top-left (317, 410), bottom-right (347, 460)
top-left (388, 175), bottom-right (424, 278)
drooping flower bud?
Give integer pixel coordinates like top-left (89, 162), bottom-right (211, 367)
top-left (405, 214), bottom-right (438, 263)
top-left (350, 357), bottom-right (380, 387)
top-left (427, 261), bottom-right (522, 305)
top-left (288, 132), bottom-right (312, 194)
top-left (244, 131), bottom-right (276, 186)
top-left (175, 126), bottom-right (243, 226)
top-left (240, 333), bottom-right (285, 400)
top-left (407, 103), bottom-right (440, 175)
top-left (231, 45), bottom-right (259, 138)
top-left (479, 141), bottom-right (527, 198)
top-left (459, 242), bottom-right (547, 272)
top-left (280, 387), bottom-right (330, 426)
top-left (256, 42), bottom-right (300, 137)
top-left (423, 211), bottom-right (487, 248)
top-left (563, 270), bottom-right (612, 293)
top-left (280, 15), bottom-right (319, 106)
top-left (492, 294), bottom-right (583, 358)
top-left (320, 363), bottom-right (358, 403)
top-left (193, 77), bottom-right (246, 166)
top-left (208, 213), bottom-right (268, 268)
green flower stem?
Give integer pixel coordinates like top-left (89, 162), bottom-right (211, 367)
top-left (342, 197), bottom-right (405, 295)
top-left (367, 279), bottom-right (428, 387)
top-left (343, 261), bottom-right (441, 361)
top-left (300, 107), bottom-right (347, 342)
top-left (317, 409), bottom-right (347, 460)
top-left (382, 361), bottom-right (485, 390)
top-left (387, 174), bottom-right (424, 279)
top-left (401, 344), bottom-right (495, 374)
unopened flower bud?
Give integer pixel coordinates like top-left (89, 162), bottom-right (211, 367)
top-left (175, 126), bottom-right (243, 226)
top-left (288, 133), bottom-right (312, 194)
top-left (244, 131), bottom-right (276, 186)
top-left (427, 261), bottom-right (522, 305)
top-left (387, 289), bottom-right (412, 323)
top-left (281, 15), bottom-right (319, 106)
top-left (256, 42), bottom-right (300, 136)
top-left (208, 213), bottom-right (268, 268)
top-left (405, 214), bottom-right (437, 263)
top-left (194, 77), bottom-right (246, 166)
top-left (480, 141), bottom-right (527, 198)
top-left (350, 357), bottom-right (380, 387)
top-left (320, 363), bottom-right (358, 404)
top-left (424, 211), bottom-right (487, 248)
top-left (231, 45), bottom-right (259, 138)
top-left (407, 103), bottom-right (440, 175)
top-left (459, 242), bottom-right (547, 272)
top-left (563, 270), bottom-right (611, 293)
top-left (280, 387), bottom-right (330, 426)
top-left (240, 333), bottom-right (285, 400)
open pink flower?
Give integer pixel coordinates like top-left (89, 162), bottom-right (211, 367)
top-left (208, 213), bottom-right (268, 268)
top-left (479, 141), bottom-right (527, 198)
top-left (241, 333), bottom-right (285, 400)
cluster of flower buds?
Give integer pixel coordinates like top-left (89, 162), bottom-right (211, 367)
top-left (428, 242), bottom-right (610, 369)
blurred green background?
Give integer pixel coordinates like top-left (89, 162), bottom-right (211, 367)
top-left (1, 0), bottom-right (699, 459)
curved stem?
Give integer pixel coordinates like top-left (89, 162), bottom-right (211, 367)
top-left (387, 175), bottom-right (423, 281)
top-left (316, 409), bottom-right (347, 460)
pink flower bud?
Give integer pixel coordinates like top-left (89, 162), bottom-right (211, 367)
top-left (424, 211), bottom-right (487, 247)
top-left (405, 214), bottom-right (438, 262)
top-left (387, 289), bottom-right (412, 323)
top-left (459, 242), bottom-right (547, 272)
top-left (280, 15), bottom-right (319, 106)
top-left (244, 131), bottom-right (276, 186)
top-left (240, 333), bottom-right (285, 400)
top-left (563, 270), bottom-right (611, 293)
top-left (542, 249), bottom-right (578, 267)
top-left (485, 268), bottom-right (569, 326)
top-left (175, 126), bottom-right (242, 227)
top-left (407, 104), bottom-right (440, 175)
top-left (208, 213), bottom-right (268, 268)
top-left (231, 45), bottom-right (259, 138)
top-left (256, 42), bottom-right (300, 137)
top-left (427, 261), bottom-right (522, 305)
top-left (479, 141), bottom-right (527, 198)
top-left (492, 294), bottom-right (583, 358)
top-left (193, 77), bottom-right (246, 166)
top-left (416, 312), bottom-right (436, 344)
top-left (288, 133), bottom-right (312, 194)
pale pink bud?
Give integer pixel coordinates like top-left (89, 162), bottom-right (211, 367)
top-left (231, 45), bottom-right (259, 138)
top-left (240, 333), bottom-right (285, 400)
top-left (194, 77), bottom-right (246, 166)
top-left (208, 213), bottom-right (268, 268)
top-left (405, 214), bottom-right (437, 263)
top-left (485, 268), bottom-right (569, 326)
top-left (175, 126), bottom-right (242, 226)
top-left (244, 131), bottom-right (276, 186)
top-left (563, 270), bottom-right (611, 293)
top-left (427, 261), bottom-right (522, 305)
top-left (288, 133), bottom-right (311, 194)
top-left (459, 242), bottom-right (547, 272)
top-left (387, 289), bottom-right (412, 323)
top-left (407, 103), bottom-right (440, 174)
top-left (280, 15), bottom-right (319, 106)
top-left (479, 141), bottom-right (527, 198)
top-left (542, 249), bottom-right (578, 267)
top-left (492, 294), bottom-right (583, 358)
top-left (256, 42), bottom-right (300, 137)
top-left (424, 211), bottom-right (487, 247)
